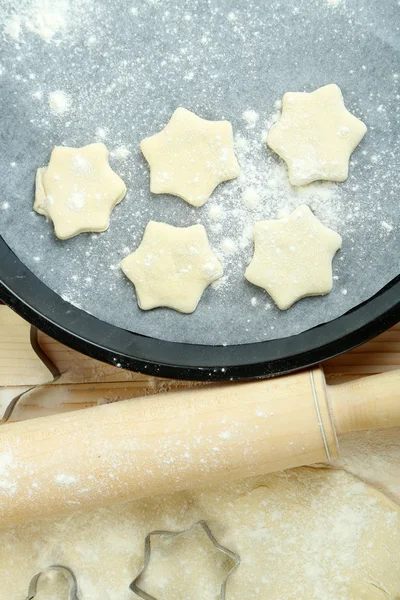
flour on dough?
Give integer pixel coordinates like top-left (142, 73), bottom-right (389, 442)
top-left (140, 107), bottom-right (240, 207)
top-left (267, 84), bottom-right (367, 186)
top-left (120, 221), bottom-right (223, 313)
top-left (245, 204), bottom-right (342, 309)
top-left (1, 466), bottom-right (400, 600)
top-left (34, 143), bottom-right (126, 239)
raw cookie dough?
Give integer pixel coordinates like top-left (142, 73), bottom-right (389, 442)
top-left (267, 84), bottom-right (367, 186)
top-left (140, 107), bottom-right (240, 207)
top-left (34, 143), bottom-right (126, 239)
top-left (120, 221), bottom-right (223, 313)
top-left (1, 466), bottom-right (400, 599)
top-left (245, 204), bottom-right (342, 309)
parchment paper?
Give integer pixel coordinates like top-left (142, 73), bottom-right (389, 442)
top-left (0, 0), bottom-right (398, 345)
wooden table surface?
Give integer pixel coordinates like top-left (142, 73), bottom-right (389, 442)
top-left (0, 305), bottom-right (399, 422)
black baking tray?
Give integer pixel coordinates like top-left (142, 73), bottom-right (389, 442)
top-left (0, 236), bottom-right (399, 381)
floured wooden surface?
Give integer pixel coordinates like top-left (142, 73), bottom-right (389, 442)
top-left (0, 307), bottom-right (399, 598)
top-left (0, 307), bottom-right (205, 422)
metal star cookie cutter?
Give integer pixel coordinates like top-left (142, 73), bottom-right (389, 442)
top-left (1, 326), bottom-right (61, 424)
top-left (129, 519), bottom-right (240, 600)
top-left (25, 565), bottom-right (79, 600)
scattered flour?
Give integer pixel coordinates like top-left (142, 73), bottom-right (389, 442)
top-left (54, 474), bottom-right (78, 485)
top-left (218, 430), bottom-right (232, 440)
top-left (0, 451), bottom-right (17, 496)
top-left (4, 15), bottom-right (21, 40)
top-left (110, 146), bottom-right (131, 161)
top-left (242, 187), bottom-right (261, 209)
top-left (67, 191), bottom-right (85, 212)
top-left (234, 134), bottom-right (251, 152)
top-left (208, 204), bottom-right (224, 221)
top-left (242, 109), bottom-right (259, 128)
top-left (3, 0), bottom-right (69, 42)
top-left (220, 238), bottom-right (237, 255)
top-left (48, 90), bottom-right (71, 115)
top-left (337, 126), bottom-right (350, 137)
top-left (381, 221), bottom-right (393, 232)
top-left (95, 127), bottom-right (107, 139)
top-left (25, 3), bottom-right (67, 41)
top-left (70, 154), bottom-right (92, 175)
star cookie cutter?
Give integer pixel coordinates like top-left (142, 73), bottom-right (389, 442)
top-left (1, 326), bottom-right (61, 424)
top-left (129, 520), bottom-right (240, 600)
top-left (25, 565), bottom-right (79, 600)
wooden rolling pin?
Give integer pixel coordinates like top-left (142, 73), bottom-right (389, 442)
top-left (0, 367), bottom-right (399, 528)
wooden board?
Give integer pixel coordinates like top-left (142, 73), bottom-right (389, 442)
top-left (0, 305), bottom-right (398, 421)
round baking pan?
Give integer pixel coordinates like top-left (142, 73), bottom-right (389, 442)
top-left (0, 237), bottom-right (399, 381)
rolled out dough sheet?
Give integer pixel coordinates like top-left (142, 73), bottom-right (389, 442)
top-left (0, 429), bottom-right (400, 599)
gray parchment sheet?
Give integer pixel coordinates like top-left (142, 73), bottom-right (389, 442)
top-left (0, 0), bottom-right (399, 345)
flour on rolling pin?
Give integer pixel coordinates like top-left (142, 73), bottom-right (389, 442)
top-left (0, 370), bottom-right (336, 526)
top-left (0, 451), bottom-right (17, 496)
top-left (3, 368), bottom-right (400, 528)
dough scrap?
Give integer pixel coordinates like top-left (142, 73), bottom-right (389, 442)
top-left (120, 221), bottom-right (223, 313)
top-left (34, 143), bottom-right (126, 239)
top-left (245, 204), bottom-right (342, 309)
top-left (267, 84), bottom-right (367, 186)
top-left (140, 107), bottom-right (240, 207)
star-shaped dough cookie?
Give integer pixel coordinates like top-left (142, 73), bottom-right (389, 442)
top-left (245, 205), bottom-right (342, 310)
top-left (34, 143), bottom-right (126, 239)
top-left (140, 107), bottom-right (240, 207)
top-left (267, 84), bottom-right (367, 186)
top-left (120, 221), bottom-right (223, 313)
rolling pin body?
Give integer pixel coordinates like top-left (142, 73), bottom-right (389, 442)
top-left (0, 368), bottom-right (335, 527)
top-left (0, 367), bottom-right (399, 527)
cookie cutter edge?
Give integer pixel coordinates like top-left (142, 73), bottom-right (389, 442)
top-left (25, 565), bottom-right (79, 600)
top-left (129, 519), bottom-right (240, 600)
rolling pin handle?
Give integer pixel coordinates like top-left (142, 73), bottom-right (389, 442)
top-left (327, 370), bottom-right (400, 434)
